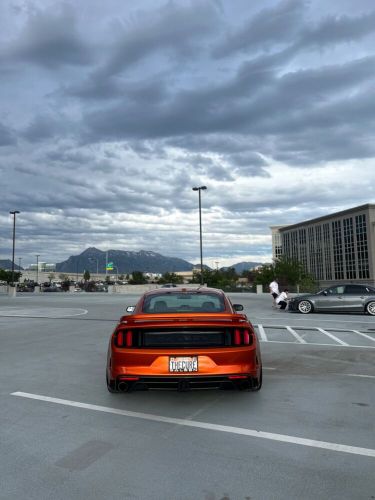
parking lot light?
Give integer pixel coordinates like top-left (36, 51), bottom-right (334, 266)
top-left (192, 186), bottom-right (207, 285)
top-left (9, 210), bottom-right (20, 287)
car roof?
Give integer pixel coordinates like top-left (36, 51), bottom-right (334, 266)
top-left (142, 287), bottom-right (226, 298)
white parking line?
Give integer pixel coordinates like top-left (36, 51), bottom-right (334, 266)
top-left (316, 328), bottom-right (349, 346)
top-left (266, 340), bottom-right (375, 348)
top-left (11, 392), bottom-right (375, 459)
top-left (252, 315), bottom-right (375, 326)
top-left (351, 330), bottom-right (375, 342)
top-left (257, 324), bottom-right (268, 341)
top-left (344, 374), bottom-right (375, 379)
top-left (0, 307), bottom-right (88, 318)
top-left (286, 326), bottom-right (307, 344)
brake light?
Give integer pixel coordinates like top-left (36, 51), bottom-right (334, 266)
top-left (243, 329), bottom-right (250, 345)
top-left (126, 330), bottom-right (133, 347)
top-left (116, 331), bottom-right (124, 347)
top-left (233, 328), bottom-right (253, 346)
top-left (115, 330), bottom-right (133, 347)
top-left (234, 329), bottom-right (241, 345)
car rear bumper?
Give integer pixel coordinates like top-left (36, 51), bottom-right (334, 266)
top-left (109, 348), bottom-right (259, 376)
top-left (114, 374), bottom-right (260, 392)
top-left (108, 347), bottom-right (261, 390)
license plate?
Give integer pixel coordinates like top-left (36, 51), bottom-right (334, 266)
top-left (169, 356), bottom-right (198, 373)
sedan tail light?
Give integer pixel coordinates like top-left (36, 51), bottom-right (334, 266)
top-left (115, 329), bottom-right (133, 347)
top-left (233, 328), bottom-right (253, 346)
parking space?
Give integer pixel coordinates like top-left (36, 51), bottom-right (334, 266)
top-left (255, 324), bottom-right (375, 348)
top-left (1, 292), bottom-right (374, 500)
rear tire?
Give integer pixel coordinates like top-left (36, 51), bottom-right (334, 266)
top-left (106, 372), bottom-right (119, 393)
top-left (298, 300), bottom-right (313, 314)
top-left (250, 366), bottom-right (262, 392)
top-left (366, 301), bottom-right (375, 316)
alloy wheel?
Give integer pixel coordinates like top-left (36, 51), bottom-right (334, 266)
top-left (298, 300), bottom-right (312, 314)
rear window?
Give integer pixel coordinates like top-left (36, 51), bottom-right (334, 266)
top-left (142, 292), bottom-right (225, 313)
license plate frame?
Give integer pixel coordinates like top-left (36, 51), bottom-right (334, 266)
top-left (169, 356), bottom-right (198, 373)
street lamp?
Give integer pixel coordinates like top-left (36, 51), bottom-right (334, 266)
top-left (35, 254), bottom-right (40, 284)
top-left (192, 186), bottom-right (207, 285)
top-left (9, 211), bottom-right (20, 287)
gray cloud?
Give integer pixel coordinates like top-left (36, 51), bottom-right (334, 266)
top-left (297, 9), bottom-right (375, 49)
top-left (0, 123), bottom-right (17, 146)
top-left (1, 3), bottom-right (92, 69)
top-left (97, 1), bottom-right (220, 77)
top-left (1, 0), bottom-right (375, 266)
top-left (213, 0), bottom-right (305, 57)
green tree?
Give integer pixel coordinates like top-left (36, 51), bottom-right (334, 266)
top-left (0, 269), bottom-right (21, 283)
top-left (129, 271), bottom-right (147, 284)
top-left (191, 268), bottom-right (238, 289)
top-left (83, 270), bottom-right (91, 282)
top-left (158, 272), bottom-right (184, 284)
top-left (252, 256), bottom-right (317, 291)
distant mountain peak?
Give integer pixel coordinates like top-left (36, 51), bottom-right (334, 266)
top-left (55, 247), bottom-right (194, 274)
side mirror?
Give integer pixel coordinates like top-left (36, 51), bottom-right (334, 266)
top-left (233, 304), bottom-right (244, 311)
top-left (126, 306), bottom-right (135, 313)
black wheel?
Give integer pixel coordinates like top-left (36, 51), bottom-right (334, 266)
top-left (250, 366), bottom-right (262, 392)
top-left (366, 301), bottom-right (375, 316)
top-left (298, 300), bottom-right (313, 314)
top-left (106, 372), bottom-right (119, 393)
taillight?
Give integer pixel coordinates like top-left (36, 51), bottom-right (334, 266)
top-left (115, 330), bottom-right (133, 347)
top-left (126, 331), bottom-right (133, 347)
top-left (232, 328), bottom-right (253, 346)
top-left (116, 331), bottom-right (124, 347)
top-left (234, 329), bottom-right (241, 345)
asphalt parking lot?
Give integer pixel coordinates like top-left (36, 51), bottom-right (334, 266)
top-left (1, 292), bottom-right (374, 500)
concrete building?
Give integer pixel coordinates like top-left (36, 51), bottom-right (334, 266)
top-left (270, 225), bottom-right (285, 260)
top-left (27, 263), bottom-right (56, 272)
top-left (272, 204), bottom-right (375, 287)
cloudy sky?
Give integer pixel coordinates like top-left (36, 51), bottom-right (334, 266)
top-left (1, 0), bottom-right (375, 268)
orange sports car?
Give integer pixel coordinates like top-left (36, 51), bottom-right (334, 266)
top-left (106, 287), bottom-right (262, 392)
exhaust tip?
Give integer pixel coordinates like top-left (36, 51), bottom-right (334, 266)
top-left (118, 381), bottom-right (129, 392)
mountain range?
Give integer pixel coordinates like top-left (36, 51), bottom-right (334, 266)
top-left (1, 248), bottom-right (263, 275)
top-left (55, 249), bottom-right (263, 275)
top-left (0, 260), bottom-right (22, 271)
top-left (55, 247), bottom-right (195, 274)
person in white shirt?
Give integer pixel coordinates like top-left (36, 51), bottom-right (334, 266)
top-left (269, 279), bottom-right (279, 308)
top-left (276, 289), bottom-right (289, 310)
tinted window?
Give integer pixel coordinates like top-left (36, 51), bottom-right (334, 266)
top-left (142, 292), bottom-right (225, 313)
top-left (345, 285), bottom-right (367, 295)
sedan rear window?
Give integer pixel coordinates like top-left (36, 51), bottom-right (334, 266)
top-left (142, 293), bottom-right (225, 313)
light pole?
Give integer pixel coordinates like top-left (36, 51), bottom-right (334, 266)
top-left (192, 186), bottom-right (207, 285)
top-left (35, 254), bottom-right (40, 284)
top-left (9, 211), bottom-right (20, 287)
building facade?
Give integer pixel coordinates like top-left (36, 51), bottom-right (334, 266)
top-left (274, 204), bottom-right (375, 287)
top-left (270, 225), bottom-right (285, 260)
